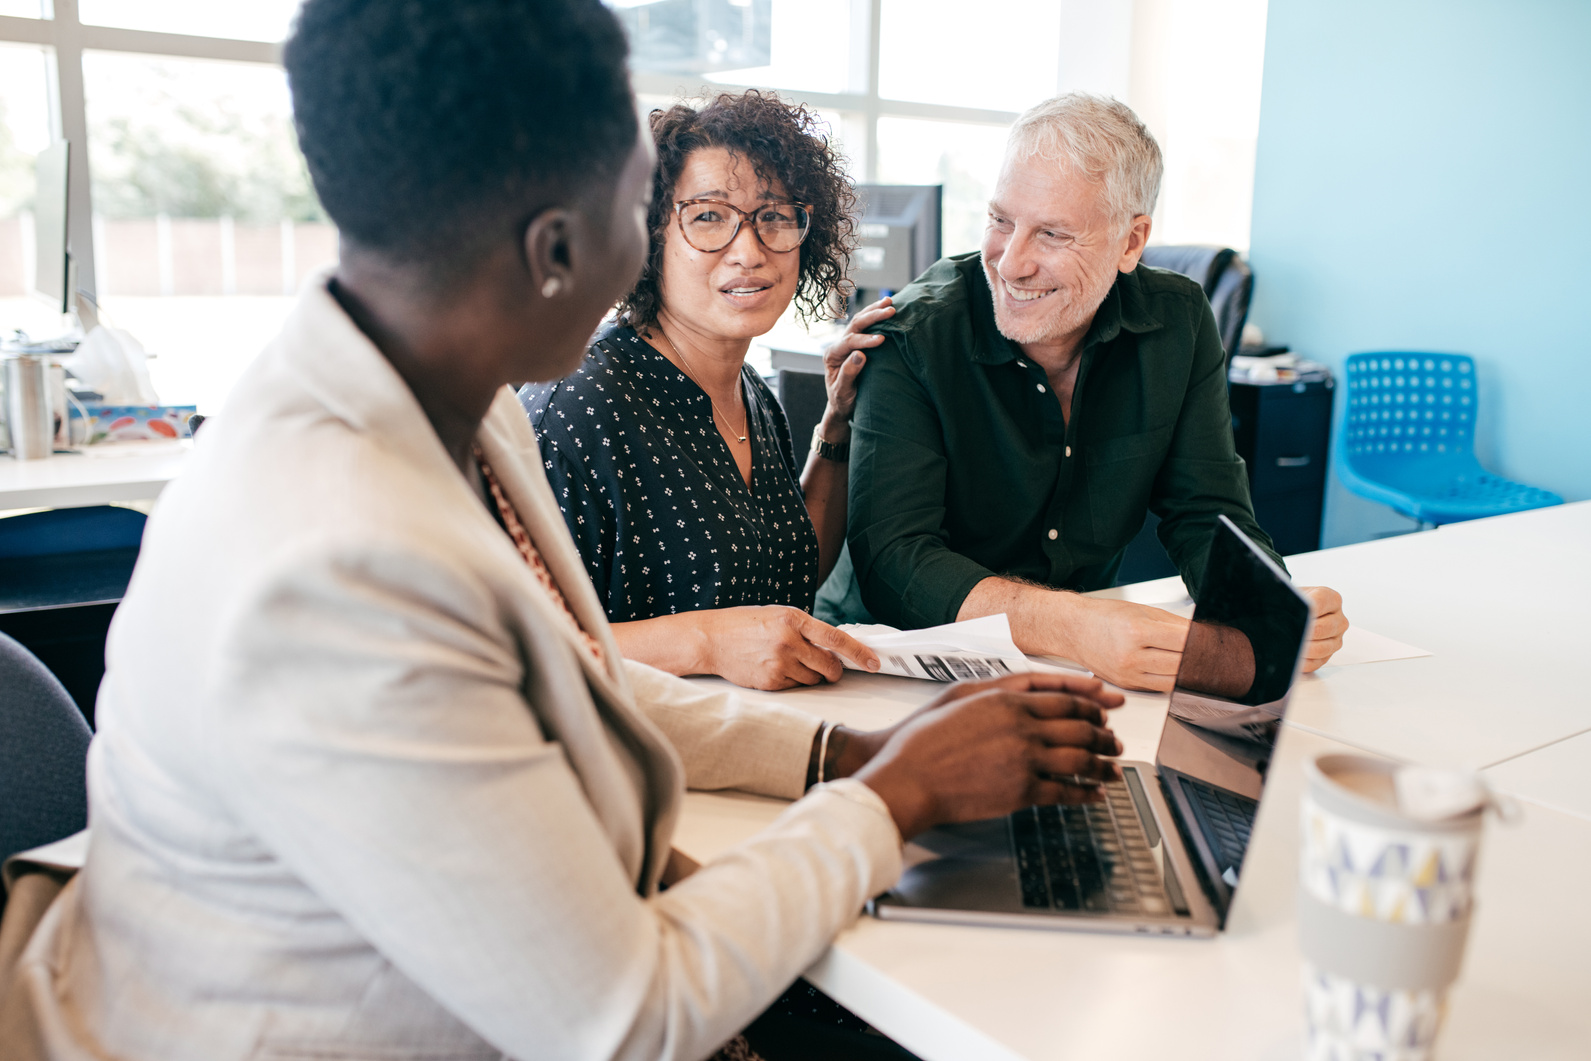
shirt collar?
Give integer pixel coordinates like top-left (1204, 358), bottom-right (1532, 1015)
top-left (969, 257), bottom-right (1164, 365)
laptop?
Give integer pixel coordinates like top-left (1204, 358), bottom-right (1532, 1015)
top-left (869, 516), bottom-right (1314, 938)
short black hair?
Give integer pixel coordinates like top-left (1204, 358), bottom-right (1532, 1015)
top-left (284, 0), bottom-right (637, 271)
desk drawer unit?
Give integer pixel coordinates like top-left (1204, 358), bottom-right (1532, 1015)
top-left (1229, 377), bottom-right (1333, 555)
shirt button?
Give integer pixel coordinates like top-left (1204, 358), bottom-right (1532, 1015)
top-left (1065, 445), bottom-right (1072, 457)
top-left (1036, 383), bottom-right (1047, 393)
top-left (1047, 529), bottom-right (1058, 540)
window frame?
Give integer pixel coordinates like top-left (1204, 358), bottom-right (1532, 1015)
top-left (0, 0), bottom-right (1020, 301)
top-left (0, 0), bottom-right (279, 301)
top-left (627, 0), bottom-right (1020, 183)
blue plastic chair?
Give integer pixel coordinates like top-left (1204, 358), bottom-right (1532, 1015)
top-left (0, 632), bottom-right (92, 871)
top-left (1336, 353), bottom-right (1563, 526)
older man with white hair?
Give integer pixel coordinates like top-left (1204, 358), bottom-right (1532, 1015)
top-left (817, 94), bottom-right (1347, 691)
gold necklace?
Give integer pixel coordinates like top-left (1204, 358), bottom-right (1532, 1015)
top-left (652, 326), bottom-right (749, 445)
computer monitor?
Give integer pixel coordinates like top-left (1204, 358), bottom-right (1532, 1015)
top-left (849, 183), bottom-right (941, 308)
top-left (32, 139), bottom-right (71, 315)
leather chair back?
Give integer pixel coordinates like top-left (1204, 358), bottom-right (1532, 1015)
top-left (1140, 244), bottom-right (1253, 356)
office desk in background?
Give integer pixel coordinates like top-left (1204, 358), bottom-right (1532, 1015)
top-left (679, 501), bottom-right (1591, 1061)
top-left (0, 441), bottom-right (190, 513)
top-left (0, 442), bottom-right (190, 717)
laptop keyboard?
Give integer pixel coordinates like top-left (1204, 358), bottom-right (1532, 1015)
top-left (1179, 775), bottom-right (1257, 874)
top-left (1010, 781), bottom-right (1173, 916)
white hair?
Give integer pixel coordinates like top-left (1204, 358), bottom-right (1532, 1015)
top-left (1005, 93), bottom-right (1163, 231)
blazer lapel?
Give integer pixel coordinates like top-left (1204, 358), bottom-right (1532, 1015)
top-left (475, 390), bottom-right (626, 694)
top-left (476, 389), bottom-right (684, 892)
top-left (285, 279), bottom-right (682, 892)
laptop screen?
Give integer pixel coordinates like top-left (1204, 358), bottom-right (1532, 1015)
top-left (1154, 516), bottom-right (1313, 908)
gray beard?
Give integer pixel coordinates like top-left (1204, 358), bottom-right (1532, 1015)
top-left (982, 264), bottom-right (1098, 346)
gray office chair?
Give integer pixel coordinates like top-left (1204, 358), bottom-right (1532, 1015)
top-left (0, 632), bottom-right (92, 893)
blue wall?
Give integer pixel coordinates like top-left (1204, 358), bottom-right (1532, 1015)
top-left (1247, 0), bottom-right (1591, 547)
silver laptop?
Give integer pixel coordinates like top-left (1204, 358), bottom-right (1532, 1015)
top-left (869, 516), bottom-right (1314, 938)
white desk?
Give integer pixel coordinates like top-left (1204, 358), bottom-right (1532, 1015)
top-left (1483, 730), bottom-right (1591, 822)
top-left (0, 441), bottom-right (190, 512)
top-left (1100, 502), bottom-right (1591, 774)
top-left (677, 501), bottom-right (1591, 1059)
top-left (677, 681), bottom-right (1591, 1060)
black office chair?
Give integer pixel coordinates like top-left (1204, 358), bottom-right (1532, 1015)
top-left (1139, 245), bottom-right (1253, 357)
top-left (775, 369), bottom-right (830, 455)
top-left (0, 632), bottom-right (92, 877)
top-left (1113, 246), bottom-right (1256, 585)
top-left (0, 505), bottom-right (146, 723)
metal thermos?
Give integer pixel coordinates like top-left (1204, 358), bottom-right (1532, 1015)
top-left (3, 353), bottom-right (55, 460)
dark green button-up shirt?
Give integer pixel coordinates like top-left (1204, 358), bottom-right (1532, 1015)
top-left (833, 252), bottom-right (1281, 629)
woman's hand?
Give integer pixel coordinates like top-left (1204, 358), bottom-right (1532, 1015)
top-left (819, 297), bottom-right (895, 432)
top-left (848, 673), bottom-right (1127, 840)
top-left (699, 605), bottom-right (880, 691)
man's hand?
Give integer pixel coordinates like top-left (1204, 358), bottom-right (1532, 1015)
top-left (1059, 596), bottom-right (1191, 692)
top-left (1299, 586), bottom-right (1348, 672)
top-left (699, 606), bottom-right (880, 690)
top-left (850, 673), bottom-right (1127, 839)
top-left (960, 578), bottom-right (1190, 693)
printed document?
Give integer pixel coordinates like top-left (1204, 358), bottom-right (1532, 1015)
top-left (838, 614), bottom-right (1032, 682)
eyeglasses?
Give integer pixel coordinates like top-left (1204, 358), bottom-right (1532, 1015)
top-left (673, 198), bottom-right (813, 254)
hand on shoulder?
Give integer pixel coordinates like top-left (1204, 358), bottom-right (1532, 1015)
top-left (821, 297), bottom-right (894, 425)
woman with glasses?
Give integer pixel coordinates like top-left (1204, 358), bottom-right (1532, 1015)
top-left (522, 90), bottom-right (896, 691)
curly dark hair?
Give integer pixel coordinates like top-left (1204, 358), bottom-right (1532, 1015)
top-left (618, 90), bottom-right (857, 328)
top-left (284, 0), bottom-right (636, 274)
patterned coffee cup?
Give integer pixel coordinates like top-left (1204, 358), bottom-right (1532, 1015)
top-left (1299, 754), bottom-right (1487, 1061)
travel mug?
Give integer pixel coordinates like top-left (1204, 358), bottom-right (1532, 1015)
top-left (3, 353), bottom-right (55, 460)
top-left (1298, 753), bottom-right (1489, 1061)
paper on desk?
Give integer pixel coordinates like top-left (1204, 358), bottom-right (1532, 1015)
top-left (838, 614), bottom-right (1031, 682)
top-left (1323, 626), bottom-right (1432, 667)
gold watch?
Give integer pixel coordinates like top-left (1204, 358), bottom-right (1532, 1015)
top-left (810, 423), bottom-right (850, 462)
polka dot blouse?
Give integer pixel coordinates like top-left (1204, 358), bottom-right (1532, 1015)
top-left (519, 325), bottom-right (819, 624)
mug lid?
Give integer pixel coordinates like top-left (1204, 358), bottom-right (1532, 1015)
top-left (1307, 753), bottom-right (1489, 828)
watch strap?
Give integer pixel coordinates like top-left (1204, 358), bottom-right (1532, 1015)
top-left (810, 423), bottom-right (850, 462)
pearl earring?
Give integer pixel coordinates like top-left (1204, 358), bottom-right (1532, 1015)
top-left (541, 277), bottom-right (562, 298)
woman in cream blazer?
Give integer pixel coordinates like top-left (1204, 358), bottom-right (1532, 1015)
top-left (5, 272), bottom-right (908, 1061)
top-left (0, 3), bottom-right (1125, 1058)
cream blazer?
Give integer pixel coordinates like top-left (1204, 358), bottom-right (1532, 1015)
top-left (3, 278), bottom-right (902, 1061)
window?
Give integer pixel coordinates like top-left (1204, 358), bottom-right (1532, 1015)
top-left (77, 0), bottom-right (302, 44)
top-left (703, 0), bottom-right (859, 96)
top-left (617, 0), bottom-right (859, 96)
top-left (877, 0), bottom-right (1059, 112)
top-left (877, 117), bottom-right (1009, 256)
top-left (0, 4), bottom-right (317, 412)
top-left (82, 50), bottom-right (331, 411)
top-left (2, 0), bottom-right (1268, 411)
top-left (0, 41), bottom-right (60, 340)
top-left (617, 0), bottom-right (1021, 297)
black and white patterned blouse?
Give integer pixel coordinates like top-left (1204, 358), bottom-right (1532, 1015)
top-left (519, 324), bottom-right (819, 623)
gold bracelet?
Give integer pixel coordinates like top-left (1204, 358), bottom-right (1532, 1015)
top-left (817, 722), bottom-right (838, 784)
